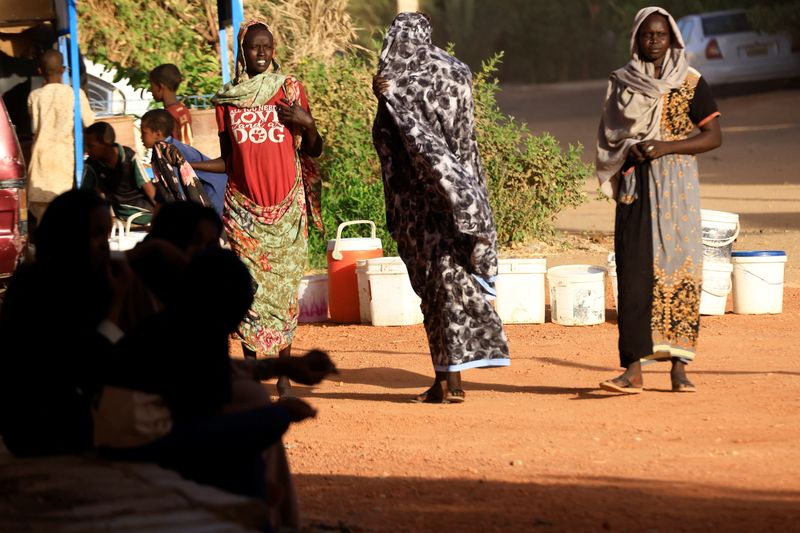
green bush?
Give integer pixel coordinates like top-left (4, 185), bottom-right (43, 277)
top-left (473, 53), bottom-right (590, 245)
top-left (748, 1), bottom-right (800, 41)
top-left (293, 54), bottom-right (394, 270)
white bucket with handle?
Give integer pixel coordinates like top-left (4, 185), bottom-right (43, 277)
top-left (547, 265), bottom-right (606, 326)
top-left (701, 209), bottom-right (739, 263)
top-left (700, 260), bottom-right (732, 315)
top-left (731, 251), bottom-right (787, 314)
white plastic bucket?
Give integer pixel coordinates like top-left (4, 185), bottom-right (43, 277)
top-left (495, 258), bottom-right (547, 324)
top-left (607, 253), bottom-right (618, 311)
top-left (547, 265), bottom-right (606, 326)
top-left (701, 209), bottom-right (739, 263)
top-left (297, 274), bottom-right (328, 323)
top-left (355, 257), bottom-right (423, 326)
top-left (731, 251), bottom-right (787, 314)
top-left (700, 261), bottom-right (733, 315)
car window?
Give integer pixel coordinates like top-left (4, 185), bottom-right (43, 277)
top-left (701, 12), bottom-right (751, 36)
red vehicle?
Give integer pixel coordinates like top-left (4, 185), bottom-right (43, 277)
top-left (0, 98), bottom-right (27, 289)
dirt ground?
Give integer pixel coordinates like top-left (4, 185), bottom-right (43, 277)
top-left (268, 85), bottom-right (800, 532)
top-left (270, 282), bottom-right (800, 532)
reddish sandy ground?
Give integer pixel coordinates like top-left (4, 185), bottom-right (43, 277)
top-left (271, 287), bottom-right (800, 532)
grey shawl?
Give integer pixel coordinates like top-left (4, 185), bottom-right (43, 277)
top-left (595, 6), bottom-right (688, 200)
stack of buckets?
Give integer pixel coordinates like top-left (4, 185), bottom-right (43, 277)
top-left (699, 209), bottom-right (787, 315)
top-left (699, 209), bottom-right (739, 315)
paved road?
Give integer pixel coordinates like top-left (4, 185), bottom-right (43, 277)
top-left (497, 82), bottom-right (800, 234)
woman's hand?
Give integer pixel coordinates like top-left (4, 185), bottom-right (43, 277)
top-left (277, 98), bottom-right (315, 132)
top-left (372, 74), bottom-right (388, 100)
top-left (636, 140), bottom-right (672, 160)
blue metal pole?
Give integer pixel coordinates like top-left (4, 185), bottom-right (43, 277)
top-left (219, 27), bottom-right (230, 84)
top-left (68, 0), bottom-right (83, 186)
top-left (231, 0), bottom-right (244, 64)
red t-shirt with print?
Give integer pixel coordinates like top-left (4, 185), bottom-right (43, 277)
top-left (215, 84), bottom-right (309, 208)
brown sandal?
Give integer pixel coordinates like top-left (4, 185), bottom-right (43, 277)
top-left (444, 388), bottom-right (466, 404)
top-left (411, 385), bottom-right (445, 403)
top-left (671, 377), bottom-right (696, 393)
top-left (599, 376), bottom-right (643, 394)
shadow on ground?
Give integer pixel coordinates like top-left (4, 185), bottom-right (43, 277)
top-left (297, 473), bottom-right (800, 532)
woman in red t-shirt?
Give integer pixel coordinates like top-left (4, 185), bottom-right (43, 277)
top-left (193, 20), bottom-right (323, 398)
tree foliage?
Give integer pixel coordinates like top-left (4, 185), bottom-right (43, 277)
top-left (79, 0), bottom-right (591, 268)
top-left (78, 0), bottom-right (222, 95)
top-left (419, 0), bottom-right (789, 83)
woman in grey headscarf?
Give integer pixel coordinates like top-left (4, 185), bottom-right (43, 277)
top-left (372, 12), bottom-right (509, 403)
top-left (597, 7), bottom-right (722, 394)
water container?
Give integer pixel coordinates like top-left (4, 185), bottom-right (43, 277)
top-left (700, 260), bottom-right (733, 315)
top-left (297, 274), bottom-right (328, 323)
top-left (701, 209), bottom-right (739, 263)
top-left (327, 220), bottom-right (383, 323)
top-left (547, 265), bottom-right (606, 326)
top-left (495, 258), bottom-right (547, 324)
top-left (731, 251), bottom-right (787, 314)
top-left (355, 257), bottom-right (423, 326)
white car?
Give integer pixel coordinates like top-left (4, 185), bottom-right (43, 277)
top-left (677, 9), bottom-right (800, 86)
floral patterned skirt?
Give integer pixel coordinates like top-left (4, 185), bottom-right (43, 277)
top-left (224, 179), bottom-right (308, 357)
top-left (615, 154), bottom-right (702, 367)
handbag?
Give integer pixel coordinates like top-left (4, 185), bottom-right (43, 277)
top-left (92, 386), bottom-right (173, 448)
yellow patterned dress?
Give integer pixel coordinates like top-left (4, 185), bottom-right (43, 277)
top-left (614, 67), bottom-right (720, 366)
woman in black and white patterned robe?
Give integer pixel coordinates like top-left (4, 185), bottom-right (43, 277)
top-left (372, 12), bottom-right (510, 403)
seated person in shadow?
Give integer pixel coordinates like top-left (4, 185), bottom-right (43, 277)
top-left (82, 121), bottom-right (157, 225)
top-left (0, 190), bottom-right (125, 456)
top-left (105, 248), bottom-right (335, 523)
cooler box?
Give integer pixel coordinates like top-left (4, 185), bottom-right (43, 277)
top-left (326, 220), bottom-right (383, 323)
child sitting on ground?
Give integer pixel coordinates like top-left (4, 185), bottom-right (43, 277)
top-left (149, 64), bottom-right (193, 145)
top-left (141, 109), bottom-right (227, 215)
top-left (27, 49), bottom-right (94, 223)
top-left (82, 122), bottom-right (157, 224)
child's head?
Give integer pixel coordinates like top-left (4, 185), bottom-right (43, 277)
top-left (84, 122), bottom-right (116, 160)
top-left (140, 109), bottom-right (175, 148)
top-left (39, 49), bottom-right (65, 78)
top-left (148, 64), bottom-right (183, 102)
